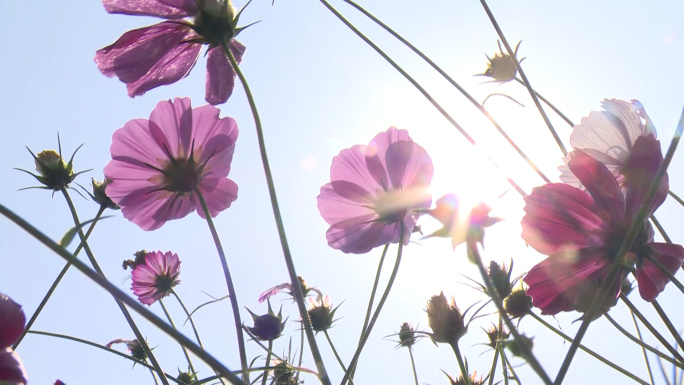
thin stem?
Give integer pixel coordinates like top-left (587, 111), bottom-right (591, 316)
top-left (644, 254), bottom-right (684, 294)
top-left (341, 224), bottom-right (405, 385)
top-left (296, 327), bottom-right (304, 383)
top-left (27, 330), bottom-right (181, 384)
top-left (342, 0), bottom-right (551, 184)
top-left (262, 340), bottom-right (273, 385)
top-left (621, 295), bottom-right (684, 363)
top-left (650, 215), bottom-right (673, 243)
top-left (513, 78), bottom-right (575, 127)
top-left (0, 202), bottom-right (248, 385)
top-left (60, 188), bottom-right (169, 385)
top-left (651, 299), bottom-right (684, 352)
top-left (487, 316), bottom-right (502, 385)
top-left (324, 330), bottom-right (349, 373)
top-left (408, 348), bottom-right (419, 385)
top-left (160, 299), bottom-right (196, 375)
top-left (554, 108), bottom-right (684, 384)
top-left (479, 0), bottom-right (567, 156)
top-left (605, 313), bottom-right (684, 369)
top-left (193, 187), bottom-right (249, 383)
top-left (529, 311), bottom-right (648, 384)
top-left (500, 336), bottom-right (510, 385)
top-left (222, 41), bottom-right (330, 385)
top-left (469, 243), bottom-right (552, 384)
top-left (195, 366), bottom-right (319, 385)
top-left (149, 369), bottom-right (160, 385)
top-left (317, 0), bottom-right (527, 197)
top-left (631, 310), bottom-right (656, 385)
top-left (450, 342), bottom-right (472, 385)
top-left (360, 244), bottom-right (389, 338)
top-left (669, 190), bottom-right (684, 208)
top-left (13, 205), bottom-right (106, 349)
top-left (502, 349), bottom-right (522, 385)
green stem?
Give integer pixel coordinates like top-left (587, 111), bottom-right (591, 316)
top-left (487, 317), bottom-right (502, 385)
top-left (149, 368), bottom-right (160, 385)
top-left (60, 188), bottom-right (170, 385)
top-left (221, 41), bottom-right (331, 385)
top-left (529, 311), bottom-right (648, 384)
top-left (27, 330), bottom-right (181, 384)
top-left (193, 187), bottom-right (249, 383)
top-left (450, 342), bottom-right (472, 385)
top-left (317, 0), bottom-right (527, 197)
top-left (500, 335), bottom-right (510, 385)
top-left (502, 349), bottom-right (522, 385)
top-left (554, 108), bottom-right (684, 384)
top-left (513, 78), bottom-right (575, 127)
top-left (262, 339), bottom-right (273, 385)
top-left (669, 190), bottom-right (684, 208)
top-left (650, 215), bottom-right (673, 243)
top-left (605, 313), bottom-right (684, 369)
top-left (341, 0), bottom-right (551, 184)
top-left (341, 224), bottom-right (405, 385)
top-left (195, 366), bottom-right (320, 385)
top-left (651, 299), bottom-right (684, 352)
top-left (0, 201), bottom-right (248, 385)
top-left (631, 310), bottom-right (656, 385)
top-left (160, 299), bottom-right (196, 375)
top-left (408, 347), bottom-right (419, 385)
top-left (13, 205), bottom-right (105, 349)
top-left (621, 296), bottom-right (684, 363)
top-left (324, 330), bottom-right (350, 375)
top-left (469, 243), bottom-right (552, 384)
top-left (479, 0), bottom-right (567, 156)
top-left (296, 327), bottom-right (304, 383)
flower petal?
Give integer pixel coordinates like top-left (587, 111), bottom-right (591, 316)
top-left (0, 350), bottom-right (27, 385)
top-left (568, 150), bottom-right (626, 224)
top-left (103, 0), bottom-right (199, 18)
top-left (0, 295), bottom-right (25, 349)
top-left (636, 243), bottom-right (684, 301)
top-left (521, 183), bottom-right (607, 255)
top-left (365, 127), bottom-right (411, 188)
top-left (623, 135), bottom-right (668, 220)
top-left (325, 216), bottom-right (398, 254)
top-left (195, 178), bottom-right (238, 218)
top-left (205, 40), bottom-right (246, 105)
top-left (148, 97), bottom-right (194, 157)
top-left (191, 106), bottom-right (238, 177)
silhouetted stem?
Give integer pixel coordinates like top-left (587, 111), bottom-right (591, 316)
top-left (408, 347), bottom-right (419, 385)
top-left (630, 310), bottom-right (656, 385)
top-left (450, 342), bottom-right (472, 385)
top-left (513, 78), bottom-right (575, 128)
top-left (262, 340), bottom-right (273, 385)
top-left (621, 296), bottom-right (684, 364)
top-left (160, 299), bottom-right (196, 375)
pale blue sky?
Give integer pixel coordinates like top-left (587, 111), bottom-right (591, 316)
top-left (1, 0), bottom-right (684, 384)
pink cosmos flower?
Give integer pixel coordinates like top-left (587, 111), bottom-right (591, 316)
top-left (424, 193), bottom-right (500, 249)
top-left (95, 0), bottom-right (246, 105)
top-left (522, 135), bottom-right (683, 315)
top-left (0, 294), bottom-right (28, 385)
top-left (131, 251), bottom-right (181, 305)
top-left (104, 97), bottom-right (238, 231)
top-left (317, 127), bottom-right (433, 254)
top-left (559, 99), bottom-right (655, 188)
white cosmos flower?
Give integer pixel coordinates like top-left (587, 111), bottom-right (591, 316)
top-left (559, 99), bottom-right (656, 189)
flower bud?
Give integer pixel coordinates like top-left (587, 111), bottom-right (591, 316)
top-left (488, 261), bottom-right (512, 299)
top-left (505, 334), bottom-right (535, 361)
top-left (446, 372), bottom-right (485, 385)
top-left (477, 40), bottom-right (524, 84)
top-left (398, 322), bottom-right (419, 348)
top-left (246, 301), bottom-right (286, 341)
top-left (504, 288), bottom-right (532, 319)
top-left (122, 250), bottom-right (148, 271)
top-left (177, 369), bottom-right (197, 385)
top-left (483, 325), bottom-right (509, 349)
top-left (307, 295), bottom-right (338, 333)
top-left (91, 178), bottom-right (119, 210)
top-left (427, 292), bottom-right (466, 345)
top-left (106, 338), bottom-right (148, 361)
top-left (271, 360), bottom-right (296, 385)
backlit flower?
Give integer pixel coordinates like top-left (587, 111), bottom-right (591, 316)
top-left (317, 127), bottom-right (433, 254)
top-left (522, 136), bottom-right (683, 315)
top-left (104, 97), bottom-right (238, 230)
top-left (95, 0), bottom-right (246, 105)
top-left (559, 99), bottom-right (656, 189)
top-left (0, 294), bottom-right (27, 385)
top-left (424, 194), bottom-right (500, 249)
top-left (131, 251), bottom-right (181, 305)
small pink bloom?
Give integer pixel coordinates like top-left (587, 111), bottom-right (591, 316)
top-left (523, 135), bottom-right (683, 315)
top-left (95, 0), bottom-right (246, 105)
top-left (559, 99), bottom-right (656, 189)
top-left (317, 127), bottom-right (434, 254)
top-left (0, 294), bottom-right (27, 385)
top-left (131, 251), bottom-right (182, 305)
top-left (104, 97), bottom-right (238, 230)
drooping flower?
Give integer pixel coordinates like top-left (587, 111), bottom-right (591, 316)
top-left (258, 276), bottom-right (323, 303)
top-left (95, 0), bottom-right (247, 105)
top-left (522, 136), bottom-right (683, 315)
top-left (424, 194), bottom-right (500, 249)
top-left (104, 97), bottom-right (239, 230)
top-left (317, 127), bottom-right (434, 254)
top-left (0, 294), bottom-right (28, 385)
top-left (106, 338), bottom-right (148, 361)
top-left (559, 99), bottom-right (656, 189)
top-left (130, 251), bottom-right (181, 305)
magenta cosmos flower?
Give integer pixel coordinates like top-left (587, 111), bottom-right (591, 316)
top-left (104, 97), bottom-right (238, 230)
top-left (559, 99), bottom-right (655, 189)
top-left (95, 0), bottom-right (246, 105)
top-left (317, 127), bottom-right (433, 254)
top-left (0, 294), bottom-right (28, 385)
top-left (131, 251), bottom-right (181, 305)
top-left (522, 135), bottom-right (683, 315)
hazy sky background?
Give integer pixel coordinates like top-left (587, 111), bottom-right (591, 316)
top-left (1, 0), bottom-right (684, 384)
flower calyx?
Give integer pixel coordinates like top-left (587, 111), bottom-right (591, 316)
top-left (17, 136), bottom-right (89, 192)
top-left (246, 300), bottom-right (286, 341)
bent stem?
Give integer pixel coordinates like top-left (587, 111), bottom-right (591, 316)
top-left (194, 187), bottom-right (249, 383)
top-left (669, 190), bottom-right (684, 208)
top-left (13, 205), bottom-right (106, 349)
top-left (450, 342), bottom-right (472, 385)
top-left (60, 188), bottom-right (170, 385)
top-left (317, 0), bottom-right (527, 197)
top-left (160, 299), bottom-right (196, 376)
top-left (631, 310), bottom-right (656, 385)
top-left (513, 78), bottom-right (575, 128)
top-left (529, 311), bottom-right (648, 384)
top-left (341, 224), bottom-right (405, 385)
top-left (479, 0), bottom-right (567, 156)
top-left (554, 109), bottom-right (684, 384)
top-left (222, 41), bottom-right (330, 385)
top-left (341, 0), bottom-right (550, 184)
top-left (469, 243), bottom-right (552, 384)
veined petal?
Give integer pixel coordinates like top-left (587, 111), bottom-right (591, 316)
top-left (329, 145), bottom-right (384, 195)
top-left (148, 97), bottom-right (194, 157)
top-left (205, 40), bottom-right (246, 105)
top-left (365, 127), bottom-right (411, 189)
top-left (103, 0), bottom-right (199, 18)
top-left (636, 243), bottom-right (684, 301)
top-left (317, 182), bottom-right (376, 225)
top-left (623, 135), bottom-right (668, 220)
top-left (195, 178), bottom-right (238, 218)
top-left (326, 216), bottom-right (396, 254)
top-left (568, 150), bottom-right (626, 224)
top-left (522, 183), bottom-right (607, 255)
top-left (191, 106), bottom-right (238, 177)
